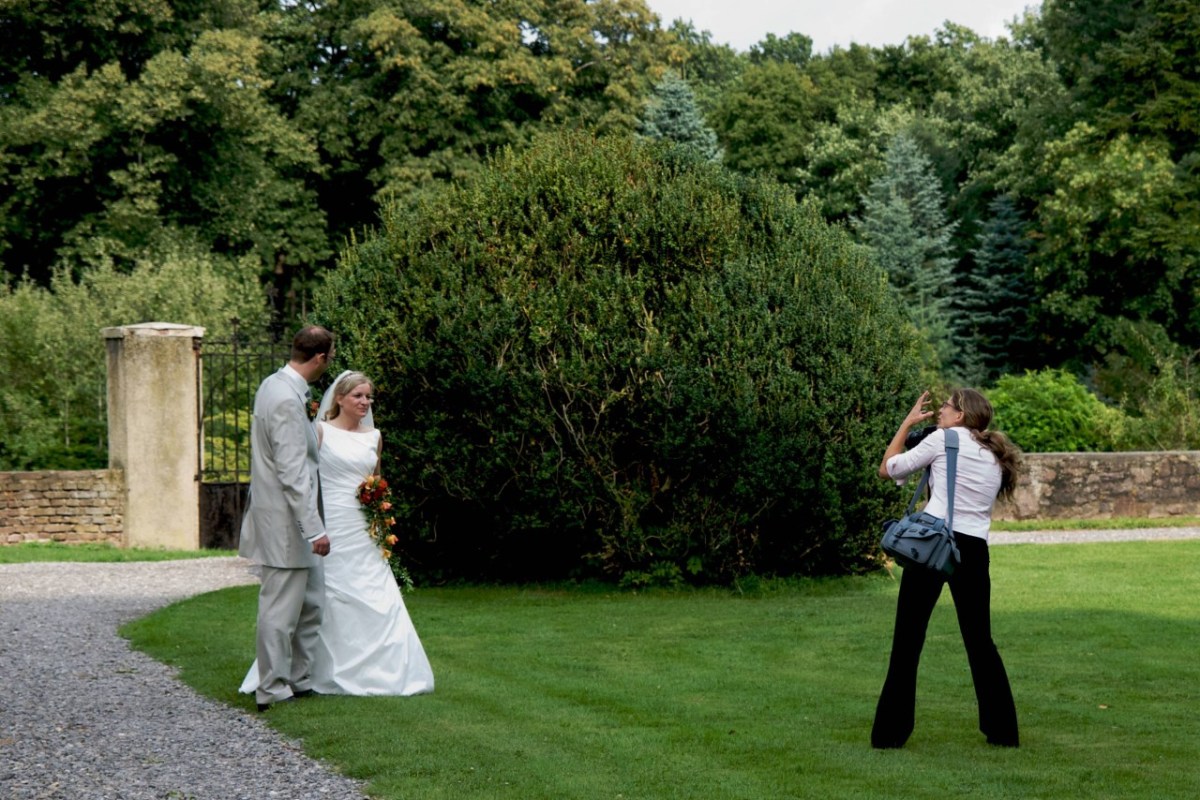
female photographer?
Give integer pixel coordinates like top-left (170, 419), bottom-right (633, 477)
top-left (871, 388), bottom-right (1023, 749)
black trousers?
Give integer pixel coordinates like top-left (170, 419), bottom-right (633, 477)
top-left (872, 532), bottom-right (1019, 748)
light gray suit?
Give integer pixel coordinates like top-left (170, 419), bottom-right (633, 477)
top-left (239, 365), bottom-right (326, 705)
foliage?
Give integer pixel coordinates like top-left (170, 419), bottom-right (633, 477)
top-left (988, 369), bottom-right (1125, 452)
top-left (873, 30), bottom-right (966, 110)
top-left (1028, 124), bottom-right (1200, 358)
top-left (1022, 1), bottom-right (1200, 366)
top-left (1099, 324), bottom-right (1200, 451)
top-left (1042, 0), bottom-right (1200, 159)
top-left (924, 31), bottom-right (1071, 256)
top-left (793, 99), bottom-right (918, 221)
top-left (0, 0), bottom-right (676, 327)
top-left (956, 195), bottom-right (1036, 383)
top-left (7, 2), bottom-right (1200, 462)
top-left (315, 131), bottom-right (922, 585)
top-left (660, 20), bottom-right (744, 111)
top-left (709, 59), bottom-right (825, 186)
top-left (203, 407), bottom-right (253, 481)
top-left (266, 0), bottom-right (673, 211)
top-left (0, 236), bottom-right (268, 470)
top-left (748, 32), bottom-right (814, 67)
top-left (0, 15), bottom-right (328, 303)
top-left (854, 133), bottom-right (961, 379)
top-left (637, 70), bottom-right (721, 162)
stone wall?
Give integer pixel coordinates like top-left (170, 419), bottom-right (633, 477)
top-left (995, 451), bottom-right (1200, 520)
top-left (0, 470), bottom-right (125, 545)
top-left (2, 453), bottom-right (1198, 544)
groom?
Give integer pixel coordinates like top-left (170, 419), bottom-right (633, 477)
top-left (240, 325), bottom-right (335, 711)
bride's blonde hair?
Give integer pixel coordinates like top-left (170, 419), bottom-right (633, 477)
top-left (325, 372), bottom-right (373, 421)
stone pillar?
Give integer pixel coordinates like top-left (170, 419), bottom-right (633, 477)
top-left (104, 323), bottom-right (205, 549)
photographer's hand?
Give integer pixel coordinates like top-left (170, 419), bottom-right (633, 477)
top-left (878, 392), bottom-right (935, 479)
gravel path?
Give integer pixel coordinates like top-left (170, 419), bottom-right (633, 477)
top-left (0, 558), bottom-right (368, 800)
top-left (989, 525), bottom-right (1200, 545)
top-left (3, 529), bottom-right (1199, 799)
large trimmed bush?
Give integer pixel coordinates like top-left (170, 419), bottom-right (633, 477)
top-left (315, 132), bottom-right (922, 584)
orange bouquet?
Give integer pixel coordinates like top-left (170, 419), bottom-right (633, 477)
top-left (356, 475), bottom-right (412, 589)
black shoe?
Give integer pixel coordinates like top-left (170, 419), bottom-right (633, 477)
top-left (256, 696), bottom-right (295, 712)
top-left (293, 689), bottom-right (316, 699)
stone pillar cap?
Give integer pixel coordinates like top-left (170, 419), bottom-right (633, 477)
top-left (103, 322), bottom-right (205, 339)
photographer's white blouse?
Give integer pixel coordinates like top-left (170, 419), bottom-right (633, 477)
top-left (885, 426), bottom-right (1002, 541)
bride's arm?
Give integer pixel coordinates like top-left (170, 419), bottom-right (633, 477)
top-left (374, 429), bottom-right (383, 476)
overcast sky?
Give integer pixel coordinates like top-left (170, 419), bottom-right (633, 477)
top-left (644, 0), bottom-right (1041, 54)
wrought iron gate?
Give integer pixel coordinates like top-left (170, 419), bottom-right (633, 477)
top-left (197, 319), bottom-right (289, 549)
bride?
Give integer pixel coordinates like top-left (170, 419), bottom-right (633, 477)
top-left (241, 370), bottom-right (434, 697)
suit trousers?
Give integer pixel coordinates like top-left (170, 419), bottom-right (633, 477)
top-left (872, 532), bottom-right (1019, 748)
top-left (255, 562), bottom-right (325, 704)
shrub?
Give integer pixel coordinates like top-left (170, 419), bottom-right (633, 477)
top-left (0, 235), bottom-right (269, 470)
top-left (989, 368), bottom-right (1124, 452)
top-left (315, 131), bottom-right (922, 584)
top-left (1115, 350), bottom-right (1200, 450)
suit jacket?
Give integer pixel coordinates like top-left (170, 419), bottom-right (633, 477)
top-left (238, 366), bottom-right (325, 568)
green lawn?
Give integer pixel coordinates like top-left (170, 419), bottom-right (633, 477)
top-left (0, 541), bottom-right (231, 563)
top-left (121, 540), bottom-right (1200, 800)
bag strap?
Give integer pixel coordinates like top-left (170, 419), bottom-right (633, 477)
top-left (902, 428), bottom-right (960, 533)
top-left (943, 428), bottom-right (959, 534)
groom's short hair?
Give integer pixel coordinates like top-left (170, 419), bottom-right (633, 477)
top-left (291, 326), bottom-right (334, 363)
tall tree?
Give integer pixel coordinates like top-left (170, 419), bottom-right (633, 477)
top-left (925, 28), bottom-right (1071, 257)
top-left (0, 0), bottom-right (263, 87)
top-left (266, 0), bottom-right (673, 216)
top-left (794, 99), bottom-right (918, 221)
top-left (1042, 0), bottom-right (1200, 158)
top-left (637, 70), bottom-right (721, 162)
top-left (0, 10), bottom-right (327, 299)
top-left (0, 0), bottom-right (676, 316)
top-left (748, 32), bottom-right (813, 68)
top-left (660, 20), bottom-right (744, 111)
top-left (709, 60), bottom-right (823, 186)
top-left (1028, 124), bottom-right (1200, 357)
top-left (855, 133), bottom-right (960, 374)
top-left (996, 0), bottom-right (1200, 374)
top-left (873, 30), bottom-right (964, 111)
top-left (957, 195), bottom-right (1036, 382)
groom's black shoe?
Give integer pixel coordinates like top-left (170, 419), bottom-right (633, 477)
top-left (256, 696), bottom-right (296, 712)
top-left (293, 689), bottom-right (316, 699)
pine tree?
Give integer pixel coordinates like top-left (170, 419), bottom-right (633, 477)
top-left (958, 194), bottom-right (1035, 382)
top-left (855, 134), bottom-right (959, 375)
top-left (638, 70), bottom-right (722, 162)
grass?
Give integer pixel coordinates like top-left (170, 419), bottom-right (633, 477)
top-left (0, 541), bottom-right (232, 563)
top-left (120, 540), bottom-right (1200, 800)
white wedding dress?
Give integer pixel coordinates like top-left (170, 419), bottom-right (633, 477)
top-left (240, 422), bottom-right (434, 696)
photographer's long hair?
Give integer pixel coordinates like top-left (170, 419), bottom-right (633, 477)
top-left (950, 388), bottom-right (1023, 499)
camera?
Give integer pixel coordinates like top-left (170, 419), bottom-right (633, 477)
top-left (904, 425), bottom-right (937, 450)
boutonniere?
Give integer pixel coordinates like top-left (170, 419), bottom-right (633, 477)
top-left (307, 388), bottom-right (321, 421)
